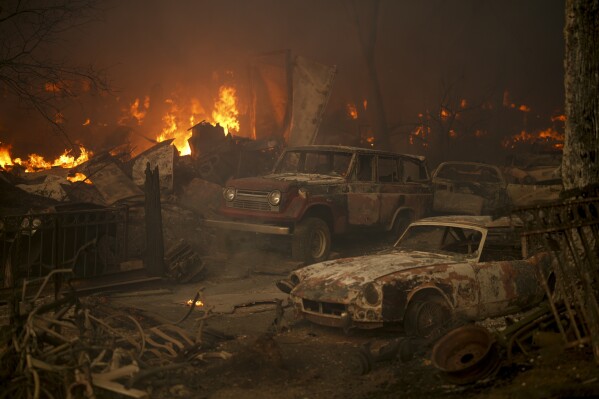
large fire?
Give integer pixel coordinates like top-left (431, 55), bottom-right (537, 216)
top-left (157, 99), bottom-right (193, 156)
top-left (0, 144), bottom-right (92, 173)
top-left (156, 85), bottom-right (240, 155)
top-left (212, 86), bottom-right (240, 134)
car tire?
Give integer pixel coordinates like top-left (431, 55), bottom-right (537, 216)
top-left (404, 298), bottom-right (450, 338)
top-left (292, 217), bottom-right (331, 264)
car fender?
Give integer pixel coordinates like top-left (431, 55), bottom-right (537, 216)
top-left (406, 282), bottom-right (454, 310)
top-left (389, 206), bottom-right (414, 231)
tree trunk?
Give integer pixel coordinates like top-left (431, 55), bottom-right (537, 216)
top-left (349, 0), bottom-right (391, 151)
top-left (562, 0), bottom-right (599, 190)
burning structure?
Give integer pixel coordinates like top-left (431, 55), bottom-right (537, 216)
top-left (2, 1), bottom-right (598, 398)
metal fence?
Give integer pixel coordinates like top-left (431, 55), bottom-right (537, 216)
top-left (513, 197), bottom-right (599, 363)
top-left (1, 206), bottom-right (129, 288)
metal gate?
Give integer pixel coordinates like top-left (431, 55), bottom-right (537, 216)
top-left (513, 197), bottom-right (599, 363)
top-left (1, 206), bottom-right (129, 287)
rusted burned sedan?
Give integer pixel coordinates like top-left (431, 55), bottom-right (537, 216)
top-left (432, 161), bottom-right (510, 215)
top-left (277, 216), bottom-right (552, 337)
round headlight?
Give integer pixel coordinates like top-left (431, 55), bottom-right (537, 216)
top-left (290, 273), bottom-right (301, 286)
top-left (268, 190), bottom-right (281, 206)
top-left (363, 283), bottom-right (380, 305)
top-left (223, 187), bottom-right (236, 202)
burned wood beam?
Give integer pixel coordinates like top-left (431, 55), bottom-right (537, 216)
top-left (143, 163), bottom-right (165, 277)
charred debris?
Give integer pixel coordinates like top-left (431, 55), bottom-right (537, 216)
top-left (1, 129), bottom-right (598, 398)
top-left (0, 121), bottom-right (282, 286)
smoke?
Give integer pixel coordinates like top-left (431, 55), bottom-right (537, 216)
top-left (0, 0), bottom-right (565, 160)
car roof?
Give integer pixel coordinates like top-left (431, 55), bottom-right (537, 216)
top-left (411, 215), bottom-right (522, 229)
top-left (284, 145), bottom-right (426, 162)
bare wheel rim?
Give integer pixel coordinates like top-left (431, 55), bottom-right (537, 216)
top-left (310, 229), bottom-right (326, 259)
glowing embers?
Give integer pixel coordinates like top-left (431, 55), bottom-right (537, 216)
top-left (186, 299), bottom-right (204, 307)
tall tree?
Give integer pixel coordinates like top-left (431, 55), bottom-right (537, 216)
top-left (0, 0), bottom-right (109, 150)
top-left (346, 0), bottom-right (391, 151)
top-left (562, 0), bottom-right (599, 190)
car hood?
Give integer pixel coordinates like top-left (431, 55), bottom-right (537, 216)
top-left (291, 251), bottom-right (461, 301)
top-left (432, 176), bottom-right (505, 188)
top-left (226, 173), bottom-right (345, 192)
top-left (263, 173), bottom-right (346, 185)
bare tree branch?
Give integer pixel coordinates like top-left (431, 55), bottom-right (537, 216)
top-left (0, 0), bottom-right (110, 150)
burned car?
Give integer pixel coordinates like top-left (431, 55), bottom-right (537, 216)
top-left (432, 161), bottom-right (510, 215)
top-left (277, 216), bottom-right (552, 337)
top-left (205, 145), bottom-right (432, 264)
top-left (503, 153), bottom-right (563, 207)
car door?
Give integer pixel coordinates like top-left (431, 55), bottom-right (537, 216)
top-left (400, 157), bottom-right (433, 220)
top-left (378, 155), bottom-right (403, 226)
top-left (472, 232), bottom-right (543, 318)
top-left (347, 153), bottom-right (380, 226)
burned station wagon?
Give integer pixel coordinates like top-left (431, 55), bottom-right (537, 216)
top-left (205, 145), bottom-right (432, 264)
top-left (276, 216), bottom-right (552, 337)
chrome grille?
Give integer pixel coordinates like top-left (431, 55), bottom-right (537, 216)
top-left (226, 189), bottom-right (279, 212)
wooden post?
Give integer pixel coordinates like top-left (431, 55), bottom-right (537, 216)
top-left (144, 163), bottom-right (165, 276)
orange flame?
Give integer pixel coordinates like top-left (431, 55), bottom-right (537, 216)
top-left (502, 127), bottom-right (564, 149)
top-left (347, 103), bottom-right (358, 120)
top-left (67, 172), bottom-right (91, 184)
top-left (156, 99), bottom-right (193, 156)
top-left (55, 112), bottom-right (65, 124)
top-left (45, 82), bottom-right (63, 93)
top-left (9, 146), bottom-right (92, 173)
top-left (156, 85), bottom-right (239, 155)
top-left (0, 145), bottom-right (13, 168)
top-left (519, 105), bottom-right (531, 112)
top-left (130, 97), bottom-right (150, 125)
top-left (186, 299), bottom-right (204, 307)
top-left (212, 85), bottom-right (239, 135)
top-left (440, 108), bottom-right (450, 120)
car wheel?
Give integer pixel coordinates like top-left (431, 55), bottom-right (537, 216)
top-left (292, 217), bottom-right (331, 264)
top-left (404, 298), bottom-right (450, 338)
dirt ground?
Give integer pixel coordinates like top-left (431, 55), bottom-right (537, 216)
top-left (1, 208), bottom-right (596, 398)
top-left (98, 233), bottom-right (599, 399)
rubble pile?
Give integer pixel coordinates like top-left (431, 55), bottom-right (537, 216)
top-left (0, 273), bottom-right (231, 399)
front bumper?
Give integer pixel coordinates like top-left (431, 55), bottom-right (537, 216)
top-left (203, 219), bottom-right (290, 235)
top-left (291, 295), bottom-right (383, 329)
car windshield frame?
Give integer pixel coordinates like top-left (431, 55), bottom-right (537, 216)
top-left (395, 221), bottom-right (488, 261)
top-left (273, 149), bottom-right (354, 177)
